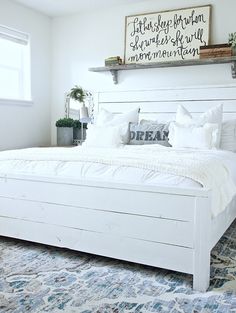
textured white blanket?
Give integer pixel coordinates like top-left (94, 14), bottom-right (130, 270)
top-left (0, 145), bottom-right (235, 216)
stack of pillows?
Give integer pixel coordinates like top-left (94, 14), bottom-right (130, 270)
top-left (84, 104), bottom-right (236, 152)
top-left (169, 104), bottom-right (222, 149)
top-left (84, 107), bottom-right (140, 147)
top-left (169, 104), bottom-right (236, 151)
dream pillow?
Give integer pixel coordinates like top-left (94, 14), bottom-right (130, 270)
top-left (129, 120), bottom-right (170, 146)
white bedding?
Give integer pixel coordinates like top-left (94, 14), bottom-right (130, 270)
top-left (0, 145), bottom-right (235, 217)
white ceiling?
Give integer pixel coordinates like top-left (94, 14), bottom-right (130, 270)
top-left (14, 0), bottom-right (139, 17)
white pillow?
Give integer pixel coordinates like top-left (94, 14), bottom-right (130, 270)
top-left (95, 108), bottom-right (114, 126)
top-left (83, 124), bottom-right (124, 148)
top-left (220, 120), bottom-right (236, 152)
top-left (175, 104), bottom-right (223, 148)
top-left (176, 104), bottom-right (223, 125)
top-left (95, 108), bottom-right (139, 143)
top-left (169, 122), bottom-right (219, 149)
top-left (96, 108), bottom-right (139, 126)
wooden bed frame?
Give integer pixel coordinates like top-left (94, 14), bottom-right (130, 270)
top-left (0, 85), bottom-right (236, 292)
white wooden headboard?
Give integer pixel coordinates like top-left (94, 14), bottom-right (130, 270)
top-left (95, 85), bottom-right (236, 122)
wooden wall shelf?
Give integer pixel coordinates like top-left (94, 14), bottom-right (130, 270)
top-left (89, 56), bottom-right (236, 84)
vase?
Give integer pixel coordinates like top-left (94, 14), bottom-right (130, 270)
top-left (73, 128), bottom-right (81, 140)
top-left (57, 127), bottom-right (73, 146)
top-left (73, 128), bottom-right (87, 141)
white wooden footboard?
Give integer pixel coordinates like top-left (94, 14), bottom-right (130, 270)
top-left (0, 175), bottom-right (213, 291)
top-left (193, 197), bottom-right (211, 291)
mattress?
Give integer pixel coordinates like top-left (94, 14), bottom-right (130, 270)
top-left (0, 147), bottom-right (200, 188)
top-left (0, 145), bottom-right (236, 218)
top-left (0, 146), bottom-right (236, 189)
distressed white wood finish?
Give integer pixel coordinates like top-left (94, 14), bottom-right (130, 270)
top-left (98, 85), bottom-right (236, 102)
top-left (0, 175), bottom-right (204, 275)
top-left (0, 216), bottom-right (193, 274)
top-left (0, 198), bottom-right (195, 247)
top-left (97, 85), bottom-right (236, 122)
top-left (211, 195), bottom-right (236, 249)
top-left (193, 197), bottom-right (211, 292)
top-left (0, 176), bottom-right (199, 221)
top-left (0, 85), bottom-right (236, 292)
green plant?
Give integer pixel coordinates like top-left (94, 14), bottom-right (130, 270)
top-left (229, 32), bottom-right (236, 47)
top-left (68, 85), bottom-right (86, 103)
top-left (56, 118), bottom-right (74, 128)
top-left (73, 120), bottom-right (87, 129)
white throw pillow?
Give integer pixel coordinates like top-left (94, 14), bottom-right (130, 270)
top-left (176, 105), bottom-right (193, 125)
top-left (175, 104), bottom-right (223, 148)
top-left (176, 104), bottom-right (223, 125)
top-left (95, 108), bottom-right (114, 126)
top-left (95, 108), bottom-right (140, 144)
top-left (84, 124), bottom-right (124, 148)
top-left (95, 108), bottom-right (139, 143)
top-left (96, 107), bottom-right (139, 126)
top-left (169, 122), bottom-right (219, 149)
top-left (220, 120), bottom-right (236, 152)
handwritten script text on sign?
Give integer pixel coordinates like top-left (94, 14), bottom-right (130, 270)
top-left (125, 6), bottom-right (211, 64)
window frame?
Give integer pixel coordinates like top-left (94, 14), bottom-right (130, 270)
top-left (0, 24), bottom-right (32, 104)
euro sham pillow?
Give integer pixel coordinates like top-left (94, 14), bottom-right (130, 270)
top-left (220, 119), bottom-right (236, 152)
top-left (174, 104), bottom-right (223, 148)
top-left (95, 107), bottom-right (140, 144)
top-left (129, 120), bottom-right (170, 146)
top-left (176, 104), bottom-right (223, 125)
top-left (169, 122), bottom-right (219, 149)
top-left (95, 107), bottom-right (139, 126)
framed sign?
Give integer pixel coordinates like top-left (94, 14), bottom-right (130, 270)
top-left (124, 5), bottom-right (211, 64)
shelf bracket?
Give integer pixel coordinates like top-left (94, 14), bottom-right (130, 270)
top-left (232, 61), bottom-right (236, 79)
top-left (110, 70), bottom-right (118, 84)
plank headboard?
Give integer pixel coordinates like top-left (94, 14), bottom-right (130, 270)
top-left (94, 85), bottom-right (236, 122)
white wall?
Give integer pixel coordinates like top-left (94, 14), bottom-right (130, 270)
top-left (51, 0), bottom-right (236, 143)
top-left (0, 0), bottom-right (51, 150)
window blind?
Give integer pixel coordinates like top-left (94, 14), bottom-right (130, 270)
top-left (0, 24), bottom-right (29, 45)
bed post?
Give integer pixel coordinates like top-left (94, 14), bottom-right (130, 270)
top-left (193, 194), bottom-right (212, 292)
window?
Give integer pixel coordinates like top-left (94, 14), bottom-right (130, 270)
top-left (0, 25), bottom-right (31, 101)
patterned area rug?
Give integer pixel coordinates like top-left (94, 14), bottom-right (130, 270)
top-left (0, 222), bottom-right (236, 312)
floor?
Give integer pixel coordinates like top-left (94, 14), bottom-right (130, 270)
top-left (0, 221), bottom-right (236, 312)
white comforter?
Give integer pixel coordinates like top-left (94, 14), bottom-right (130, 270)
top-left (0, 145), bottom-right (235, 216)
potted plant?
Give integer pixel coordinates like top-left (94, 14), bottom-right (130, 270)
top-left (73, 120), bottom-right (88, 141)
top-left (229, 32), bottom-right (236, 55)
top-left (56, 117), bottom-right (74, 146)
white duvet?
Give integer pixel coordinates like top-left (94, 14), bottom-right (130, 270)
top-left (0, 145), bottom-right (235, 217)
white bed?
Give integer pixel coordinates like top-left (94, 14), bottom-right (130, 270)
top-left (0, 85), bottom-right (236, 292)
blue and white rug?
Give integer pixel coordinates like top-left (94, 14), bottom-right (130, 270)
top-left (0, 221), bottom-right (236, 312)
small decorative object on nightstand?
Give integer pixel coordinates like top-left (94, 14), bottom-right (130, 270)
top-left (67, 85), bottom-right (92, 144)
top-left (79, 102), bottom-right (91, 142)
top-left (73, 120), bottom-right (87, 144)
top-left (73, 139), bottom-right (81, 146)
